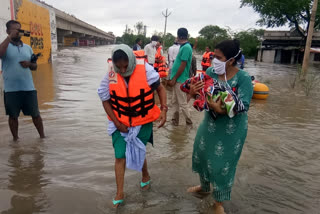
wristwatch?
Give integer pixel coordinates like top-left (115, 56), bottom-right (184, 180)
top-left (160, 105), bottom-right (168, 112)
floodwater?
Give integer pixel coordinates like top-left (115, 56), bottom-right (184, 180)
top-left (0, 46), bottom-right (319, 214)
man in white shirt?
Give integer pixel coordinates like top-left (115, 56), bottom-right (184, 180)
top-left (167, 39), bottom-right (180, 78)
top-left (144, 35), bottom-right (159, 66)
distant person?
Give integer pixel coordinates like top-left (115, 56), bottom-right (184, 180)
top-left (98, 44), bottom-right (167, 208)
top-left (190, 44), bottom-right (197, 77)
top-left (0, 20), bottom-right (45, 141)
top-left (133, 38), bottom-right (142, 51)
top-left (201, 46), bottom-right (214, 71)
top-left (168, 39), bottom-right (180, 77)
top-left (144, 35), bottom-right (159, 66)
top-left (167, 28), bottom-right (193, 126)
top-left (238, 54), bottom-right (245, 69)
top-left (154, 41), bottom-right (167, 78)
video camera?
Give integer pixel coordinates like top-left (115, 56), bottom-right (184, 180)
top-left (18, 29), bottom-right (30, 37)
top-left (31, 53), bottom-right (41, 63)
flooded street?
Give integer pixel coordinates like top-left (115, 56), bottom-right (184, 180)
top-left (0, 46), bottom-right (320, 214)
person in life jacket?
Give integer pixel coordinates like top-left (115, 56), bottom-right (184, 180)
top-left (201, 46), bottom-right (214, 71)
top-left (97, 44), bottom-right (167, 208)
top-left (154, 41), bottom-right (168, 78)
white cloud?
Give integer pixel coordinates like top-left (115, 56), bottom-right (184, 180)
top-left (44, 0), bottom-right (271, 37)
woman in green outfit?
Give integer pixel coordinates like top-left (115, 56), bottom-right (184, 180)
top-left (187, 40), bottom-right (253, 214)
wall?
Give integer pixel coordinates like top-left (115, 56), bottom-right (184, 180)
top-left (64, 37), bottom-right (77, 46)
top-left (14, 0), bottom-right (52, 64)
top-left (262, 50), bottom-right (276, 63)
top-left (0, 0), bottom-right (12, 93)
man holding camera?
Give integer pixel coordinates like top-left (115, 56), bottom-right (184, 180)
top-left (0, 20), bottom-right (45, 141)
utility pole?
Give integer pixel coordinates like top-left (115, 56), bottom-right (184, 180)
top-left (162, 8), bottom-right (172, 48)
top-left (301, 0), bottom-right (318, 78)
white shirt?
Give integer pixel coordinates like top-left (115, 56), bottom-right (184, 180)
top-left (144, 43), bottom-right (156, 64)
top-left (168, 44), bottom-right (180, 69)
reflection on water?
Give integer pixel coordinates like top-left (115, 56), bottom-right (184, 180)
top-left (0, 46), bottom-right (319, 213)
top-left (32, 63), bottom-right (55, 110)
top-left (1, 143), bottom-right (49, 214)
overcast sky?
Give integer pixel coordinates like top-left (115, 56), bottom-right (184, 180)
top-left (44, 0), bottom-right (284, 37)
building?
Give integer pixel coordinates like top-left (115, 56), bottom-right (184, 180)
top-left (257, 29), bottom-right (320, 64)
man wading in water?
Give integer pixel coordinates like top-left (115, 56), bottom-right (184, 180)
top-left (0, 20), bottom-right (45, 141)
top-left (98, 44), bottom-right (167, 208)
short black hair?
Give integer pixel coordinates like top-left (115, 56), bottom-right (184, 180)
top-left (112, 50), bottom-right (129, 63)
top-left (151, 35), bottom-right (159, 41)
top-left (215, 39), bottom-right (242, 65)
top-left (190, 43), bottom-right (194, 49)
top-left (135, 38), bottom-right (141, 43)
top-left (207, 46), bottom-right (211, 49)
top-left (6, 20), bottom-right (21, 30)
top-left (177, 28), bottom-right (188, 40)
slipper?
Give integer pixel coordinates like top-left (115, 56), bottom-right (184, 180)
top-left (112, 199), bottom-right (124, 207)
top-left (140, 180), bottom-right (151, 188)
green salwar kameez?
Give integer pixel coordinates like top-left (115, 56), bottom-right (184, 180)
top-left (192, 68), bottom-right (253, 202)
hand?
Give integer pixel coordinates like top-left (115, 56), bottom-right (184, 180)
top-left (19, 61), bottom-right (31, 68)
top-left (157, 110), bottom-right (167, 128)
top-left (189, 79), bottom-right (204, 97)
top-left (115, 122), bottom-right (128, 133)
top-left (9, 29), bottom-right (19, 40)
top-left (167, 78), bottom-right (177, 87)
top-left (207, 96), bottom-right (225, 114)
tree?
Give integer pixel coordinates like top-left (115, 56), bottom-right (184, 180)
top-left (134, 22), bottom-right (144, 35)
top-left (199, 25), bottom-right (230, 40)
top-left (163, 33), bottom-right (176, 48)
top-left (234, 30), bottom-right (261, 57)
top-left (240, 0), bottom-right (320, 38)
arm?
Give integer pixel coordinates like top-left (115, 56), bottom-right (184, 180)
top-left (171, 61), bottom-right (187, 82)
top-left (0, 36), bottom-right (11, 58)
top-left (102, 100), bottom-right (128, 132)
top-left (0, 30), bottom-right (19, 58)
top-left (20, 61), bottom-right (37, 70)
top-left (156, 84), bottom-right (167, 128)
top-left (98, 73), bottom-right (128, 132)
top-left (237, 72), bottom-right (253, 111)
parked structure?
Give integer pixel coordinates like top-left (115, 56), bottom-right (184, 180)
top-left (257, 29), bottom-right (320, 64)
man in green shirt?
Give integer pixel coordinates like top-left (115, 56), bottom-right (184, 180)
top-left (168, 28), bottom-right (193, 126)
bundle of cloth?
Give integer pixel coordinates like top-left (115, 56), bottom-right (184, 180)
top-left (180, 73), bottom-right (246, 119)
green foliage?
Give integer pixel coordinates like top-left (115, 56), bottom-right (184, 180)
top-left (117, 23), bottom-right (265, 58)
top-left (240, 0), bottom-right (320, 37)
top-left (163, 33), bottom-right (176, 49)
top-left (134, 22), bottom-right (144, 35)
top-left (234, 30), bottom-right (261, 57)
top-left (199, 25), bottom-right (230, 40)
top-left (116, 33), bottom-right (150, 48)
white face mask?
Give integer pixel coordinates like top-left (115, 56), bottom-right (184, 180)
top-left (213, 50), bottom-right (242, 75)
top-left (213, 58), bottom-right (227, 75)
top-left (151, 41), bottom-right (157, 47)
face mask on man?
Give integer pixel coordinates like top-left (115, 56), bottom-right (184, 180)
top-left (151, 41), bottom-right (157, 47)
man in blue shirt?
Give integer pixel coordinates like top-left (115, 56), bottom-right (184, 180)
top-left (168, 28), bottom-right (193, 126)
top-left (0, 20), bottom-right (45, 141)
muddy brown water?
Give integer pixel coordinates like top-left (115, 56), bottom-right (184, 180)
top-left (0, 46), bottom-right (319, 214)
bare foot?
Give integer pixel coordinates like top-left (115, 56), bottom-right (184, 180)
top-left (113, 193), bottom-right (124, 208)
top-left (213, 203), bottom-right (226, 214)
top-left (187, 185), bottom-right (202, 193)
top-left (187, 185), bottom-right (210, 198)
top-left (141, 176), bottom-right (151, 190)
top-left (13, 137), bottom-right (19, 142)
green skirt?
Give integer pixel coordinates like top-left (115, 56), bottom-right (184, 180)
top-left (111, 122), bottom-right (153, 159)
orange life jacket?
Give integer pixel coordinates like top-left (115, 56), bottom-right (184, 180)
top-left (154, 47), bottom-right (168, 78)
top-left (201, 51), bottom-right (214, 67)
top-left (108, 50), bottom-right (160, 127)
